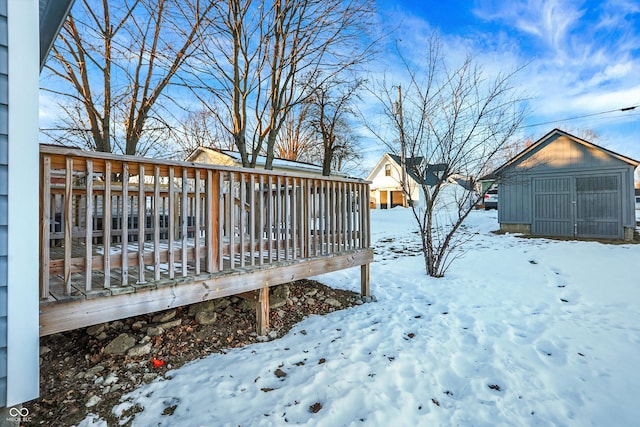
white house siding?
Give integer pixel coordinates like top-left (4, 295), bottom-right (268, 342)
top-left (0, 0), bottom-right (8, 406)
top-left (4, 0), bottom-right (40, 407)
top-left (367, 155), bottom-right (420, 209)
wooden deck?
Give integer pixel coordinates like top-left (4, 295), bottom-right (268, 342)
top-left (39, 146), bottom-right (373, 336)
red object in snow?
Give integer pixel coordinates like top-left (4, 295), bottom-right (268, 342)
top-left (151, 358), bottom-right (165, 368)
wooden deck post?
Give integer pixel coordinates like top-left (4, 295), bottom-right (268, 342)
top-left (256, 286), bottom-right (269, 336)
top-left (361, 263), bottom-right (370, 297)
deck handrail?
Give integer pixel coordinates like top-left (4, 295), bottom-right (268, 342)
top-left (39, 145), bottom-right (371, 301)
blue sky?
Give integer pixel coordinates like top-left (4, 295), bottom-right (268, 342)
top-left (364, 0), bottom-right (640, 171)
top-left (38, 0), bottom-right (640, 177)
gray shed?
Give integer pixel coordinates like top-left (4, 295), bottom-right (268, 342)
top-left (495, 129), bottom-right (639, 240)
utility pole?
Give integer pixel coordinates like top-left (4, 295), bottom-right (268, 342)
top-left (397, 85), bottom-right (408, 207)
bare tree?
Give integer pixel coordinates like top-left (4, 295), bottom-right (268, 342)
top-left (307, 75), bottom-right (364, 175)
top-left (274, 102), bottom-right (318, 161)
top-left (41, 0), bottom-right (214, 155)
top-left (176, 108), bottom-right (235, 158)
top-left (188, 0), bottom-right (376, 168)
top-left (367, 34), bottom-right (526, 277)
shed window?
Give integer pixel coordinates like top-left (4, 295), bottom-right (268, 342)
top-left (385, 164), bottom-right (391, 176)
top-left (576, 176), bottom-right (618, 192)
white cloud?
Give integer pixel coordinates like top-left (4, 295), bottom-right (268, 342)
top-left (474, 0), bottom-right (586, 54)
top-left (371, 0), bottom-right (640, 162)
top-left (585, 62), bottom-right (634, 87)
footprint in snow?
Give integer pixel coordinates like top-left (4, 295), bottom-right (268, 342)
top-left (534, 339), bottom-right (567, 366)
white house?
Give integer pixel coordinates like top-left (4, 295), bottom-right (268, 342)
top-left (366, 154), bottom-right (417, 209)
top-left (366, 153), bottom-right (449, 209)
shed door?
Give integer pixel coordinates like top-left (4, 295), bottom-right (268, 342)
top-left (532, 177), bottom-right (573, 236)
top-left (532, 175), bottom-right (622, 239)
top-left (575, 175), bottom-right (621, 239)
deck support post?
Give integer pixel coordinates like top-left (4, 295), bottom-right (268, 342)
top-left (360, 263), bottom-right (370, 297)
top-left (256, 287), bottom-right (269, 336)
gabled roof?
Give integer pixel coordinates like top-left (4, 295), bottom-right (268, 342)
top-left (494, 128), bottom-right (639, 175)
top-left (367, 153), bottom-right (447, 186)
top-left (387, 153), bottom-right (425, 185)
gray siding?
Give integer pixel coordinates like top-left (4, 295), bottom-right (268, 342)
top-left (0, 0), bottom-right (8, 405)
top-left (497, 173), bottom-right (531, 224)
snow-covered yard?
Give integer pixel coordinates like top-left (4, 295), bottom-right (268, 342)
top-left (82, 207), bottom-right (640, 427)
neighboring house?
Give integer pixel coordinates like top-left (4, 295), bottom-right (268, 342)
top-left (495, 129), bottom-right (639, 240)
top-left (477, 172), bottom-right (497, 194)
top-left (186, 146), bottom-right (345, 178)
top-left (366, 153), bottom-right (446, 209)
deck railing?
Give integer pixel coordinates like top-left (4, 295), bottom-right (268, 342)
top-left (39, 146), bottom-right (371, 302)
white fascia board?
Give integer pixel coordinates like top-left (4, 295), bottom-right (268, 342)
top-left (6, 0), bottom-right (40, 406)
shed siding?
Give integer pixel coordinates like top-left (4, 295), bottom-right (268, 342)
top-left (0, 0), bottom-right (8, 406)
top-left (498, 174), bottom-right (530, 224)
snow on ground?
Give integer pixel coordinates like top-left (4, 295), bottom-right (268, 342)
top-left (81, 207), bottom-right (640, 427)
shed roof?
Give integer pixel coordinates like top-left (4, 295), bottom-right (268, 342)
top-left (494, 128), bottom-right (639, 175)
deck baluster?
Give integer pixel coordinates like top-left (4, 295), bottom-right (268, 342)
top-left (103, 161), bottom-right (112, 288)
top-left (258, 175), bottom-right (265, 266)
top-left (153, 166), bottom-right (161, 281)
top-left (267, 175), bottom-right (273, 262)
top-left (121, 163), bottom-right (129, 285)
top-left (239, 173), bottom-right (246, 267)
top-left (181, 168), bottom-right (188, 277)
top-left (137, 165), bottom-right (146, 284)
top-left (291, 178), bottom-right (297, 260)
top-left (276, 176), bottom-right (281, 261)
top-left (218, 172), bottom-right (224, 271)
top-left (40, 156), bottom-right (51, 299)
top-left (194, 169), bottom-right (201, 274)
top-left (84, 159), bottom-right (93, 292)
top-left (168, 167), bottom-right (175, 278)
top-left (63, 157), bottom-right (73, 295)
top-left (249, 174), bottom-right (256, 266)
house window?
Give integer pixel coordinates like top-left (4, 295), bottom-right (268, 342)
top-left (385, 164), bottom-right (391, 176)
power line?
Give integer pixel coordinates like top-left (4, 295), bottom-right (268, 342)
top-left (522, 105), bottom-right (639, 129)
